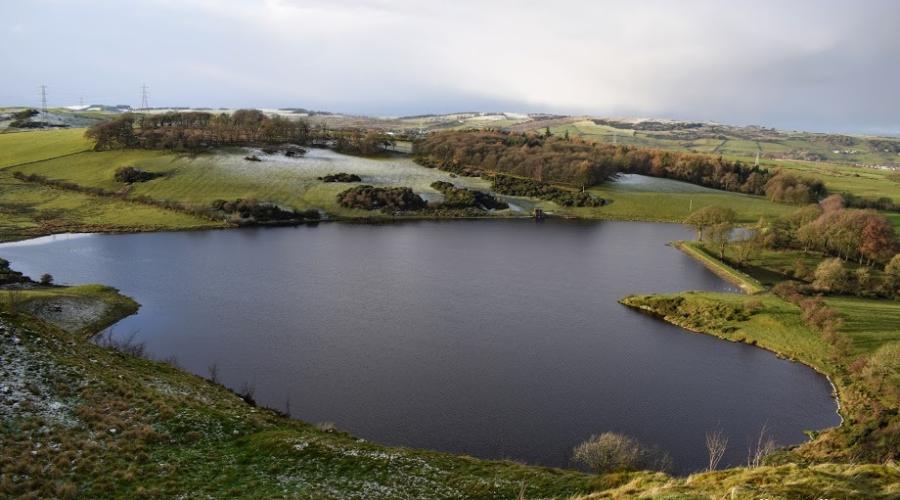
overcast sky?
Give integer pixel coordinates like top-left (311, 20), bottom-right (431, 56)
top-left (2, 0), bottom-right (899, 133)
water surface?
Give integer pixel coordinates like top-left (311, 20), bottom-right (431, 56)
top-left (1, 221), bottom-right (839, 473)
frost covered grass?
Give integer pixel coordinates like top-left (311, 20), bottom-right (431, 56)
top-left (8, 136), bottom-right (511, 219)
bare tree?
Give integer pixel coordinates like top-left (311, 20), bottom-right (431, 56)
top-left (207, 362), bottom-right (220, 384)
top-left (97, 329), bottom-right (147, 358)
top-left (238, 382), bottom-right (256, 406)
top-left (747, 423), bottom-right (776, 468)
top-left (705, 429), bottom-right (728, 471)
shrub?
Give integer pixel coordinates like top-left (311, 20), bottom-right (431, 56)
top-left (114, 166), bottom-right (162, 183)
top-left (772, 280), bottom-right (805, 303)
top-left (321, 173), bottom-right (362, 183)
top-left (210, 199), bottom-right (318, 223)
top-left (861, 343), bottom-right (900, 403)
top-left (430, 181), bottom-right (508, 210)
top-left (12, 108), bottom-right (39, 120)
top-left (812, 258), bottom-right (848, 293)
top-left (489, 174), bottom-right (604, 207)
top-left (336, 185), bottom-right (427, 212)
top-left (572, 432), bottom-right (672, 474)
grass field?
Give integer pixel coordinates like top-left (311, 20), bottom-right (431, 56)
top-left (0, 128), bottom-right (92, 168)
top-left (0, 171), bottom-right (221, 242)
top-left (539, 118), bottom-right (900, 173)
top-left (0, 129), bottom-right (221, 241)
top-left (4, 136), bottom-right (504, 220)
top-left (2, 128), bottom-right (899, 240)
top-left (577, 179), bottom-right (795, 223)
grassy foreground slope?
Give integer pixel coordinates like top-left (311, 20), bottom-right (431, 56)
top-left (2, 286), bottom-right (898, 499)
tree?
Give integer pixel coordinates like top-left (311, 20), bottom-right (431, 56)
top-left (705, 429), bottom-right (728, 472)
top-left (861, 342), bottom-right (900, 402)
top-left (733, 234), bottom-right (762, 267)
top-left (820, 194), bottom-right (845, 213)
top-left (854, 267), bottom-right (873, 291)
top-left (860, 214), bottom-right (896, 264)
top-left (684, 206), bottom-right (736, 241)
top-left (884, 254), bottom-right (900, 297)
top-left (747, 423), bottom-right (776, 468)
top-left (812, 258), bottom-right (848, 293)
top-left (39, 273), bottom-right (53, 285)
top-left (572, 432), bottom-right (672, 474)
top-left (708, 221), bottom-right (734, 260)
top-left (85, 114), bottom-right (137, 150)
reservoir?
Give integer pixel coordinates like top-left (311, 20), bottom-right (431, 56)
top-left (0, 220), bottom-right (840, 473)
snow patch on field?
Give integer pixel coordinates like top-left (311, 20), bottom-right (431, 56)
top-left (215, 148), bottom-right (491, 195)
top-left (0, 320), bottom-right (80, 427)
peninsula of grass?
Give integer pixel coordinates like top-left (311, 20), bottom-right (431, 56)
top-left (674, 241), bottom-right (766, 294)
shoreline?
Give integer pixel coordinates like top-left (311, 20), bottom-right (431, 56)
top-left (619, 296), bottom-right (845, 432)
top-left (0, 212), bottom-right (694, 245)
top-left (671, 240), bottom-right (766, 294)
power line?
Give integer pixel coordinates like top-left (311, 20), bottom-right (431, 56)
top-left (40, 84), bottom-right (48, 127)
top-left (140, 84), bottom-right (150, 111)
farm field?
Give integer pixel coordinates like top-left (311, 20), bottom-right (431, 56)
top-left (5, 141), bottom-right (506, 219)
top-left (2, 128), bottom-right (899, 236)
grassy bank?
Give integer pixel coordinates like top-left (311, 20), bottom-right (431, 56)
top-left (673, 241), bottom-right (766, 294)
top-left (620, 291), bottom-right (900, 463)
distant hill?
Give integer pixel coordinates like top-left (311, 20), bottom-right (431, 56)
top-left (3, 106), bottom-right (898, 168)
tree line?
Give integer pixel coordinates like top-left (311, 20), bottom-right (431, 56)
top-left (86, 110), bottom-right (313, 151)
top-left (686, 195), bottom-right (899, 299)
top-left (85, 111), bottom-right (402, 157)
top-left (413, 130), bottom-right (832, 204)
top-left (413, 130), bottom-right (619, 186)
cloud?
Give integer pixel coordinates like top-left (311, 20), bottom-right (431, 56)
top-left (1, 0), bottom-right (898, 132)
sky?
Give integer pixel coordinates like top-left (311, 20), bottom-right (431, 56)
top-left (2, 0), bottom-right (899, 133)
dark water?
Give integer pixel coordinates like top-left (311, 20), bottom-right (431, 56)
top-left (1, 221), bottom-right (839, 473)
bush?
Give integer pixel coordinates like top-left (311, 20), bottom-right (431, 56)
top-left (489, 174), bottom-right (604, 207)
top-left (114, 166), bottom-right (162, 183)
top-left (430, 181), bottom-right (508, 210)
top-left (861, 343), bottom-right (900, 403)
top-left (336, 185), bottom-right (427, 212)
top-left (572, 432), bottom-right (672, 474)
top-left (321, 173), bottom-right (362, 183)
top-left (812, 258), bottom-right (848, 293)
top-left (12, 109), bottom-right (38, 120)
top-left (0, 258), bottom-right (29, 285)
top-left (210, 199), bottom-right (319, 223)
top-left (772, 280), bottom-right (807, 303)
